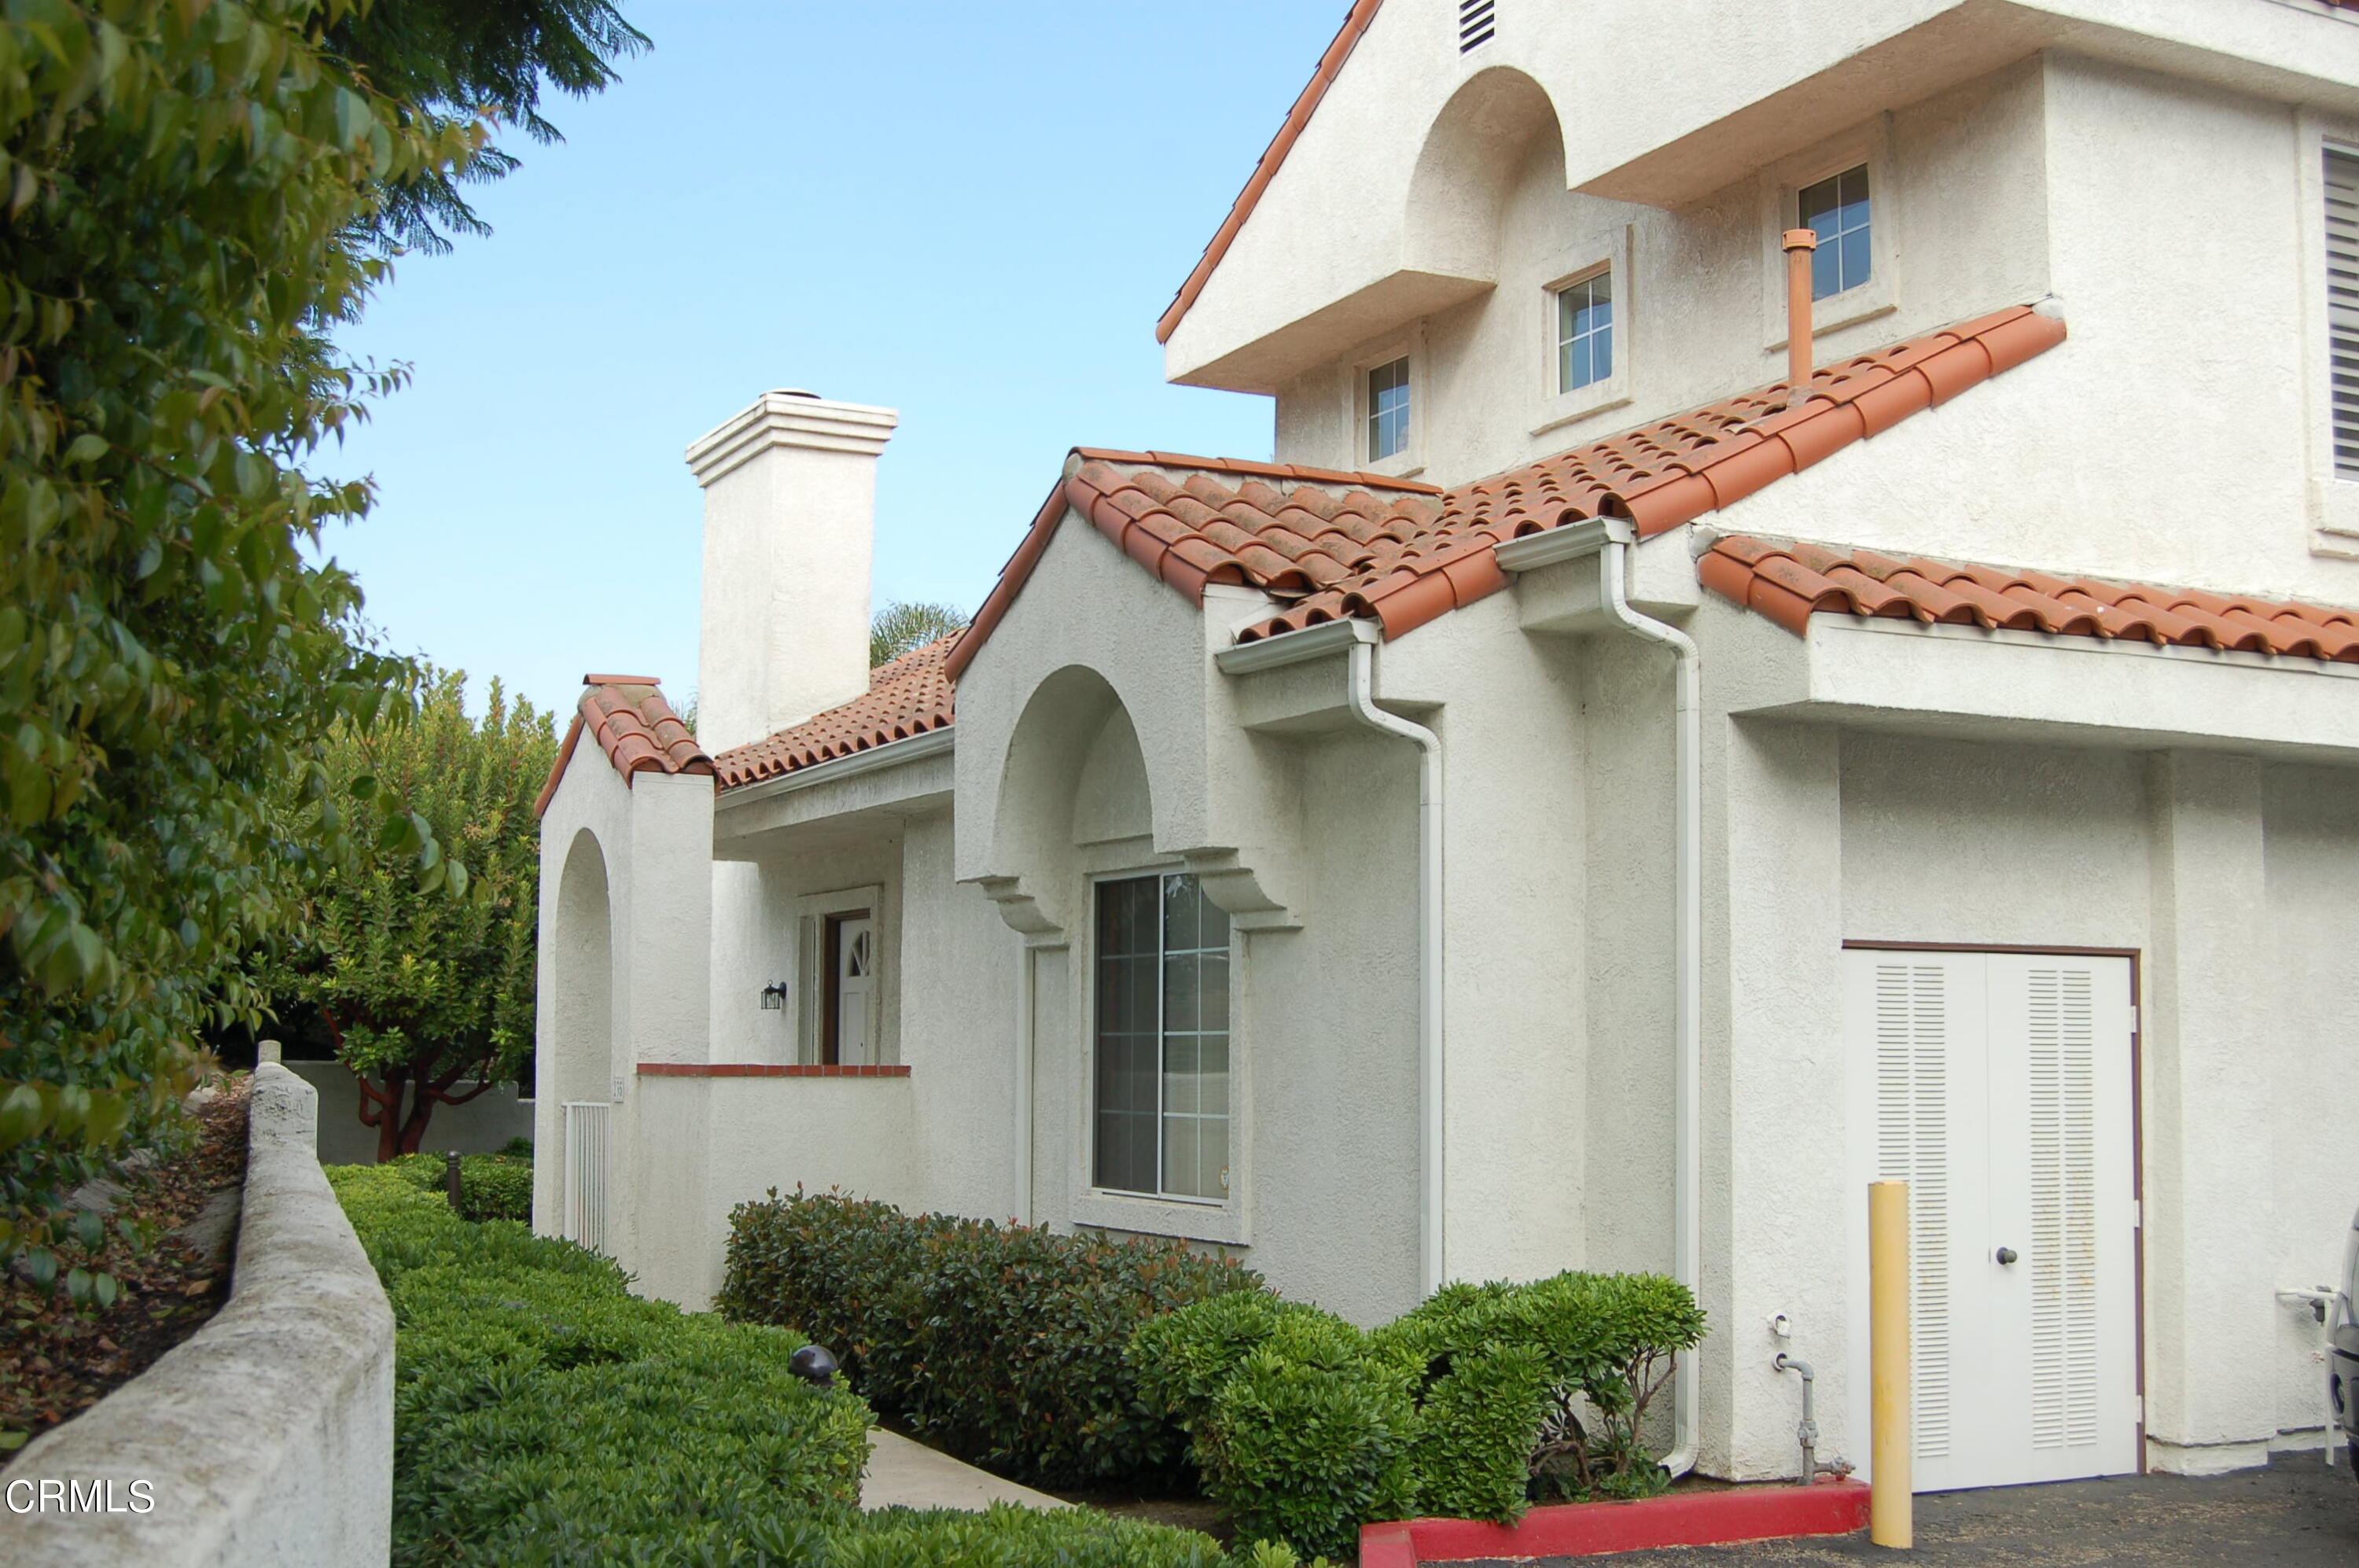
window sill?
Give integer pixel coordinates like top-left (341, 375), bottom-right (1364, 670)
top-left (1068, 1189), bottom-right (1249, 1247)
top-left (635, 1062), bottom-right (910, 1078)
top-left (1765, 293), bottom-right (1896, 352)
top-left (1531, 388), bottom-right (1632, 440)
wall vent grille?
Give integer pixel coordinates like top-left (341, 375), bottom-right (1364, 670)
top-left (1874, 962), bottom-right (1952, 1461)
top-left (1458, 0), bottom-right (1496, 53)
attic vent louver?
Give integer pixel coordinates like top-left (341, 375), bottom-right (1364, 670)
top-left (1458, 0), bottom-right (1495, 53)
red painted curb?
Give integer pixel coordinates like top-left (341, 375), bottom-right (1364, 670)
top-left (1363, 1481), bottom-right (1871, 1562)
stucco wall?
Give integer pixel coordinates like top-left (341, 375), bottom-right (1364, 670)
top-left (0, 1066), bottom-right (392, 1567)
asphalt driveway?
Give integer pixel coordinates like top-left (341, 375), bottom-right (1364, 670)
top-left (1498, 1456), bottom-right (2359, 1567)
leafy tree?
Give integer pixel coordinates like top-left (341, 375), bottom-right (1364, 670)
top-left (271, 671), bottom-right (556, 1161)
top-left (0, 0), bottom-right (636, 1285)
top-left (324, 0), bottom-right (646, 253)
top-left (870, 600), bottom-right (968, 668)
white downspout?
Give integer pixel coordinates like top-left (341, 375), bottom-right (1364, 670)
top-left (1493, 516), bottom-right (1701, 1478)
top-left (1014, 944), bottom-right (1034, 1225)
top-left (1343, 631), bottom-right (1447, 1297)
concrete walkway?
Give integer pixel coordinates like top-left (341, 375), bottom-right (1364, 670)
top-left (859, 1428), bottom-right (1069, 1513)
top-left (1506, 1455), bottom-right (2359, 1566)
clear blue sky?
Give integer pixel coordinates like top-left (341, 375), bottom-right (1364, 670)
top-left (320, 0), bottom-right (1341, 719)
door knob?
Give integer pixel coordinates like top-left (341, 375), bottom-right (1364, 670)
top-left (1995, 1246), bottom-right (2019, 1265)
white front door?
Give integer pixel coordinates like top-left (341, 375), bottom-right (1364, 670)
top-left (1844, 949), bottom-right (2140, 1491)
top-left (834, 915), bottom-right (876, 1066)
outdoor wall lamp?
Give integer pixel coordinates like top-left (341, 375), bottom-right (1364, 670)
top-left (759, 981), bottom-right (789, 1011)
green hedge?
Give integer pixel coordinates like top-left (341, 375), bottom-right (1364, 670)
top-left (331, 1166), bottom-right (869, 1565)
top-left (1128, 1271), bottom-right (1706, 1559)
top-left (717, 1189), bottom-right (1264, 1487)
top-left (333, 1167), bottom-right (1276, 1567)
top-left (381, 1149), bottom-right (534, 1222)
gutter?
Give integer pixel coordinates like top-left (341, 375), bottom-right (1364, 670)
top-left (1495, 516), bottom-right (1702, 1478)
top-left (1215, 618), bottom-right (1448, 1297)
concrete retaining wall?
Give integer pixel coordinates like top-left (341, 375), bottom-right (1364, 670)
top-left (0, 1063), bottom-right (394, 1566)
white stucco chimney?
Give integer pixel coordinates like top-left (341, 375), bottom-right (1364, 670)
top-left (685, 391), bottom-right (900, 756)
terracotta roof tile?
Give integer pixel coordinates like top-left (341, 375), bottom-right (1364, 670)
top-left (1701, 533), bottom-right (2359, 660)
top-left (712, 635), bottom-right (958, 791)
top-left (533, 677), bottom-right (713, 817)
top-left (951, 306), bottom-right (2064, 678)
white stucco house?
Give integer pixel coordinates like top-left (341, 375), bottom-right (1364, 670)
top-left (533, 0), bottom-right (2359, 1491)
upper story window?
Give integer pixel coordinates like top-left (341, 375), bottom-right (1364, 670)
top-left (1093, 871), bottom-right (1231, 1202)
top-left (1367, 356), bottom-right (1412, 462)
top-left (1556, 271), bottom-right (1614, 393)
top-left (1799, 164), bottom-right (1872, 300)
top-left (2323, 148), bottom-right (2359, 480)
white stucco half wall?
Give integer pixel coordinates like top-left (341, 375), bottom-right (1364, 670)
top-left (0, 1066), bottom-right (394, 1567)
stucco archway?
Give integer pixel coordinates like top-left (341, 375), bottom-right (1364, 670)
top-left (550, 827), bottom-right (614, 1107)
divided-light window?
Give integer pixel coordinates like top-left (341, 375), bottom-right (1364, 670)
top-left (1556, 270), bottom-right (1614, 392)
top-left (1093, 872), bottom-right (1231, 1202)
top-left (1798, 164), bottom-right (1871, 300)
top-left (1367, 356), bottom-right (1411, 462)
top-left (2324, 148), bottom-right (2359, 480)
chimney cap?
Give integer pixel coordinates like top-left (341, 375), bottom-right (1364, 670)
top-left (771, 388), bottom-right (821, 399)
top-left (1782, 227), bottom-right (1820, 252)
top-left (685, 391), bottom-right (900, 487)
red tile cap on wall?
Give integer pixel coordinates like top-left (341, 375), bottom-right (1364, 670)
top-left (534, 676), bottom-right (714, 817)
top-left (1699, 533), bottom-right (2359, 661)
top-left (713, 634), bottom-right (958, 791)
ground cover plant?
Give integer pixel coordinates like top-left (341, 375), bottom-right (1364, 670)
top-left (336, 1167), bottom-right (1298, 1567)
top-left (1129, 1271), bottom-right (1707, 1559)
top-left (717, 1188), bottom-right (1264, 1488)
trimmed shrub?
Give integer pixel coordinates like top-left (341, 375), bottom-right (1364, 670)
top-left (1129, 1270), bottom-right (1706, 1557)
top-left (718, 1188), bottom-right (1265, 1487)
top-left (333, 1166), bottom-right (1272, 1566)
top-left (381, 1150), bottom-right (535, 1222)
top-left (1378, 1272), bottom-right (1706, 1504)
top-left (330, 1167), bottom-right (870, 1566)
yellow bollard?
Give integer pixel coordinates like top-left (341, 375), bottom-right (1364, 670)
top-left (1868, 1180), bottom-right (1913, 1548)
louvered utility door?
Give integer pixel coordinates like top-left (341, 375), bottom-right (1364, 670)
top-left (1843, 950), bottom-right (2138, 1492)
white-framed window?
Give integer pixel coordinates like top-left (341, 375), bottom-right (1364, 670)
top-left (1556, 271), bottom-right (1614, 392)
top-left (794, 884), bottom-right (886, 1066)
top-left (1347, 328), bottom-right (1426, 477)
top-left (1091, 870), bottom-right (1231, 1202)
top-left (2299, 113), bottom-right (2359, 553)
top-left (2324, 145), bottom-right (2359, 482)
top-left (1758, 120), bottom-right (1897, 347)
top-left (1798, 164), bottom-right (1873, 301)
top-left (1534, 226), bottom-right (1633, 437)
top-left (1367, 356), bottom-right (1412, 462)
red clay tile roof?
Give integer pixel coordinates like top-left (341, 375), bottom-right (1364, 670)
top-left (712, 635), bottom-right (958, 791)
top-left (950, 305), bottom-right (2065, 678)
top-left (1700, 534), bottom-right (2359, 660)
top-left (1158, 0), bottom-right (1383, 346)
top-left (945, 454), bottom-right (1443, 680)
top-left (533, 677), bottom-right (714, 817)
